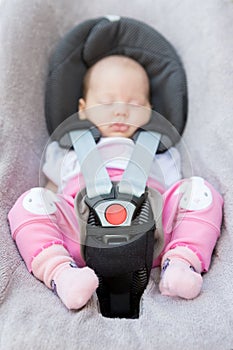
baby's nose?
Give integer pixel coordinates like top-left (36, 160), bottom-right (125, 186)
top-left (114, 103), bottom-right (129, 117)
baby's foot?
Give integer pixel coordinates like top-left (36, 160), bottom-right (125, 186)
top-left (159, 258), bottom-right (203, 299)
top-left (52, 262), bottom-right (99, 310)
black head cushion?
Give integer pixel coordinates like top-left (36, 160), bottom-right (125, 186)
top-left (45, 16), bottom-right (187, 147)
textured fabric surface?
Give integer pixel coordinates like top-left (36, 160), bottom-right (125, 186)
top-left (0, 0), bottom-right (233, 349)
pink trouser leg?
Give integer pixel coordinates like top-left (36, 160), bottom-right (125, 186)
top-left (8, 187), bottom-right (98, 309)
top-left (8, 187), bottom-right (85, 270)
top-left (159, 176), bottom-right (223, 299)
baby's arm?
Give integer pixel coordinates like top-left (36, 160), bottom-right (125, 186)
top-left (43, 141), bottom-right (81, 195)
top-left (45, 180), bottom-right (58, 193)
top-left (43, 141), bottom-right (69, 194)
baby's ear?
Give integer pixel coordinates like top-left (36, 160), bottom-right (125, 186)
top-left (78, 98), bottom-right (87, 120)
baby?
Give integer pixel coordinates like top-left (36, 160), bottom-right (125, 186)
top-left (8, 55), bottom-right (223, 310)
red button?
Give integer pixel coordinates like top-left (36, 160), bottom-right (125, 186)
top-left (105, 204), bottom-right (127, 225)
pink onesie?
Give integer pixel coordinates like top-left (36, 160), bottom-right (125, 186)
top-left (8, 163), bottom-right (223, 274)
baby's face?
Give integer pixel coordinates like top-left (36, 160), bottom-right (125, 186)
top-left (79, 56), bottom-right (151, 138)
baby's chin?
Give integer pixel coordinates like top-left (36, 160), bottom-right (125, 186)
top-left (100, 130), bottom-right (135, 138)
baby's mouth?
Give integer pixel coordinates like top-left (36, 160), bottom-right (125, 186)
top-left (110, 123), bottom-right (129, 132)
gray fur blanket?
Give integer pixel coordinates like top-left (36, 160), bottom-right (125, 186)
top-left (1, 1), bottom-right (233, 349)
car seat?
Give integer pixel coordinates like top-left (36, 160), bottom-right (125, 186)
top-left (45, 16), bottom-right (187, 318)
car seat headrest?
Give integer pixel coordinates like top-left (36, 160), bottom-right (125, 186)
top-left (45, 16), bottom-right (188, 148)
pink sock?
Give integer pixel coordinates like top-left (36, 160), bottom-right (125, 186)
top-left (159, 247), bottom-right (203, 300)
top-left (52, 262), bottom-right (99, 310)
top-left (31, 244), bottom-right (99, 310)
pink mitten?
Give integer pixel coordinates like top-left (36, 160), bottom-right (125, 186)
top-left (159, 247), bottom-right (203, 300)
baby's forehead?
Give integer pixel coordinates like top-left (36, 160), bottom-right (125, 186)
top-left (83, 55), bottom-right (150, 97)
top-left (91, 55), bottom-right (146, 74)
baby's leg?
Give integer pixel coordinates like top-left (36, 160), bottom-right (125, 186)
top-left (159, 177), bottom-right (223, 299)
top-left (8, 187), bottom-right (98, 309)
